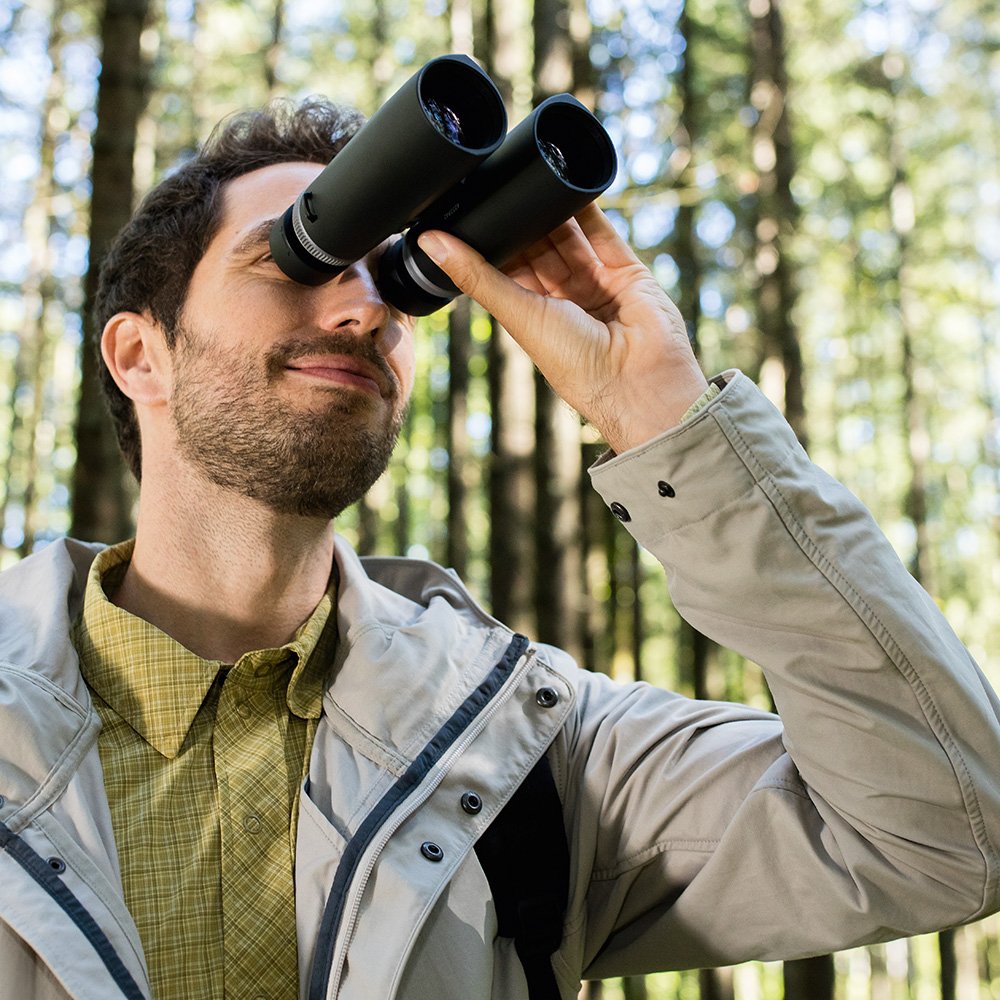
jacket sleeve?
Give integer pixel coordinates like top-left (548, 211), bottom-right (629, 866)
top-left (556, 369), bottom-right (1000, 980)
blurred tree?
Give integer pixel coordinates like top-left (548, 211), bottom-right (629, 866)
top-left (484, 0), bottom-right (536, 635)
top-left (70, 0), bottom-right (151, 542)
top-left (5, 0), bottom-right (67, 558)
top-left (2, 0), bottom-right (999, 994)
top-left (532, 0), bottom-right (589, 661)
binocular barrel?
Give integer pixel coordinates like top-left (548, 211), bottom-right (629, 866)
top-left (269, 54), bottom-right (507, 285)
top-left (378, 94), bottom-right (617, 316)
top-left (269, 56), bottom-right (618, 315)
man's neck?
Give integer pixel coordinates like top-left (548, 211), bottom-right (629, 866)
top-left (113, 473), bottom-right (337, 663)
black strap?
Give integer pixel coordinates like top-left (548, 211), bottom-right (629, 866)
top-left (474, 755), bottom-right (569, 1000)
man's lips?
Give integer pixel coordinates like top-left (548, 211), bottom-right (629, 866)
top-left (284, 355), bottom-right (390, 397)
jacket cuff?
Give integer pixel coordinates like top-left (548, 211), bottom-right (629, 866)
top-left (588, 370), bottom-right (803, 545)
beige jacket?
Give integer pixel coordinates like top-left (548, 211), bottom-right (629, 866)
top-left (2, 371), bottom-right (999, 1000)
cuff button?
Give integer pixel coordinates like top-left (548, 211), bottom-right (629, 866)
top-left (609, 502), bottom-right (631, 522)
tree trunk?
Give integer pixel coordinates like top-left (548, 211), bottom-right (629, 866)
top-left (70, 0), bottom-right (151, 542)
top-left (699, 967), bottom-right (734, 1000)
top-left (749, 0), bottom-right (806, 447)
top-left (446, 297), bottom-right (471, 578)
top-left (782, 954), bottom-right (834, 1000)
top-left (530, 0), bottom-right (592, 660)
top-left (580, 440), bottom-right (613, 676)
top-left (484, 3), bottom-right (535, 633)
top-left (5, 0), bottom-right (68, 558)
top-left (263, 0), bottom-right (284, 98)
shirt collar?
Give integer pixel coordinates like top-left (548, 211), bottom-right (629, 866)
top-left (73, 540), bottom-right (335, 759)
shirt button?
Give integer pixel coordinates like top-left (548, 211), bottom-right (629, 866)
top-left (244, 814), bottom-right (263, 835)
top-left (236, 702), bottom-right (252, 718)
top-left (657, 481), bottom-right (676, 498)
top-left (609, 502), bottom-right (631, 522)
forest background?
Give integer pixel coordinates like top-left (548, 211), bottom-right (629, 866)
top-left (2, 0), bottom-right (1000, 996)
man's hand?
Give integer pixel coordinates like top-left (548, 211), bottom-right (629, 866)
top-left (417, 204), bottom-right (709, 453)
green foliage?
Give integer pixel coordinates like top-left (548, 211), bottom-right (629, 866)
top-left (1, 0), bottom-right (999, 993)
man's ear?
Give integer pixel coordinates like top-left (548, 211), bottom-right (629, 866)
top-left (100, 312), bottom-right (172, 407)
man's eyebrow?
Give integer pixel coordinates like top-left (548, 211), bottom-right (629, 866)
top-left (230, 219), bottom-right (279, 258)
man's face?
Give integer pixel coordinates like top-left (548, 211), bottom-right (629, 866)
top-left (167, 162), bottom-right (417, 518)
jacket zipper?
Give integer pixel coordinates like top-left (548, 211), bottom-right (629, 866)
top-left (307, 633), bottom-right (532, 1000)
top-left (0, 820), bottom-right (146, 1000)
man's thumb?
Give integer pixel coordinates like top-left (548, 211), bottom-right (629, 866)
top-left (415, 230), bottom-right (536, 333)
top-left (417, 230), bottom-right (474, 291)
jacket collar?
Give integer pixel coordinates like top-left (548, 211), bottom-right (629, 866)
top-left (0, 536), bottom-right (513, 804)
top-left (325, 536), bottom-right (516, 763)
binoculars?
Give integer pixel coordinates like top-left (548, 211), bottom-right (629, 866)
top-left (269, 54), bottom-right (618, 316)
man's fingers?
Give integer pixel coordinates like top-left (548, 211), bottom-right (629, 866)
top-left (417, 230), bottom-right (539, 329)
top-left (574, 203), bottom-right (643, 268)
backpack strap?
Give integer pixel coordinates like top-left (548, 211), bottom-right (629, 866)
top-left (474, 755), bottom-right (569, 1000)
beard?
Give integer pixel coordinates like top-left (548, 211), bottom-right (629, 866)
top-left (169, 325), bottom-right (406, 519)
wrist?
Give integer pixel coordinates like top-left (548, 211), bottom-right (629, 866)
top-left (601, 366), bottom-right (710, 453)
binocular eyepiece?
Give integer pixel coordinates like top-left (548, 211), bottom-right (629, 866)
top-left (269, 54), bottom-right (617, 316)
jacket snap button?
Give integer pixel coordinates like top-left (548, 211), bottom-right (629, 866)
top-left (47, 857), bottom-right (66, 874)
top-left (420, 841), bottom-right (444, 862)
top-left (461, 791), bottom-right (483, 815)
top-left (657, 481), bottom-right (676, 498)
top-left (535, 687), bottom-right (559, 709)
top-left (609, 502), bottom-right (631, 522)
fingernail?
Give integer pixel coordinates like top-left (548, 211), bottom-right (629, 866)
top-left (417, 231), bottom-right (447, 265)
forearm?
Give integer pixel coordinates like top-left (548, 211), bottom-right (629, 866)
top-left (584, 370), bottom-right (1000, 960)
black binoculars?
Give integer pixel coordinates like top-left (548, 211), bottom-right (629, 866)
top-left (269, 54), bottom-right (618, 316)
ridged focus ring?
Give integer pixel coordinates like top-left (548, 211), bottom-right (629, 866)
top-left (291, 199), bottom-right (354, 268)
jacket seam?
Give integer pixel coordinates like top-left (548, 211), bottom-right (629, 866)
top-left (590, 838), bottom-right (719, 882)
top-left (714, 405), bottom-right (997, 920)
top-left (4, 693), bottom-right (99, 834)
top-left (322, 696), bottom-right (411, 777)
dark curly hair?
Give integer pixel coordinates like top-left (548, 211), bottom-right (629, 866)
top-left (94, 98), bottom-right (364, 480)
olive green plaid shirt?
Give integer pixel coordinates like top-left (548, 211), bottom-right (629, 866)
top-left (72, 540), bottom-right (336, 1000)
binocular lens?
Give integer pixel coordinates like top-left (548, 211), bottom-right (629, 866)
top-left (535, 102), bottom-right (615, 190)
top-left (418, 59), bottom-right (506, 151)
top-left (540, 140), bottom-right (570, 183)
top-left (425, 97), bottom-right (464, 145)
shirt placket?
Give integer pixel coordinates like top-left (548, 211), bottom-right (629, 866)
top-left (215, 652), bottom-right (300, 1000)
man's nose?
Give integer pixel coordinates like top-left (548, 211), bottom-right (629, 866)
top-left (313, 258), bottom-right (390, 336)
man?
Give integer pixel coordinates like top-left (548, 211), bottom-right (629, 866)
top-left (1, 97), bottom-right (999, 1000)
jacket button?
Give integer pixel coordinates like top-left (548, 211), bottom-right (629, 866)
top-left (657, 481), bottom-right (676, 498)
top-left (461, 791), bottom-right (483, 815)
top-left (609, 502), bottom-right (631, 522)
top-left (535, 687), bottom-right (559, 709)
top-left (0, 794), bottom-right (6, 809)
top-left (420, 841), bottom-right (444, 862)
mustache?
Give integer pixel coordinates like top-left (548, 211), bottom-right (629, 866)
top-left (265, 334), bottom-right (400, 397)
